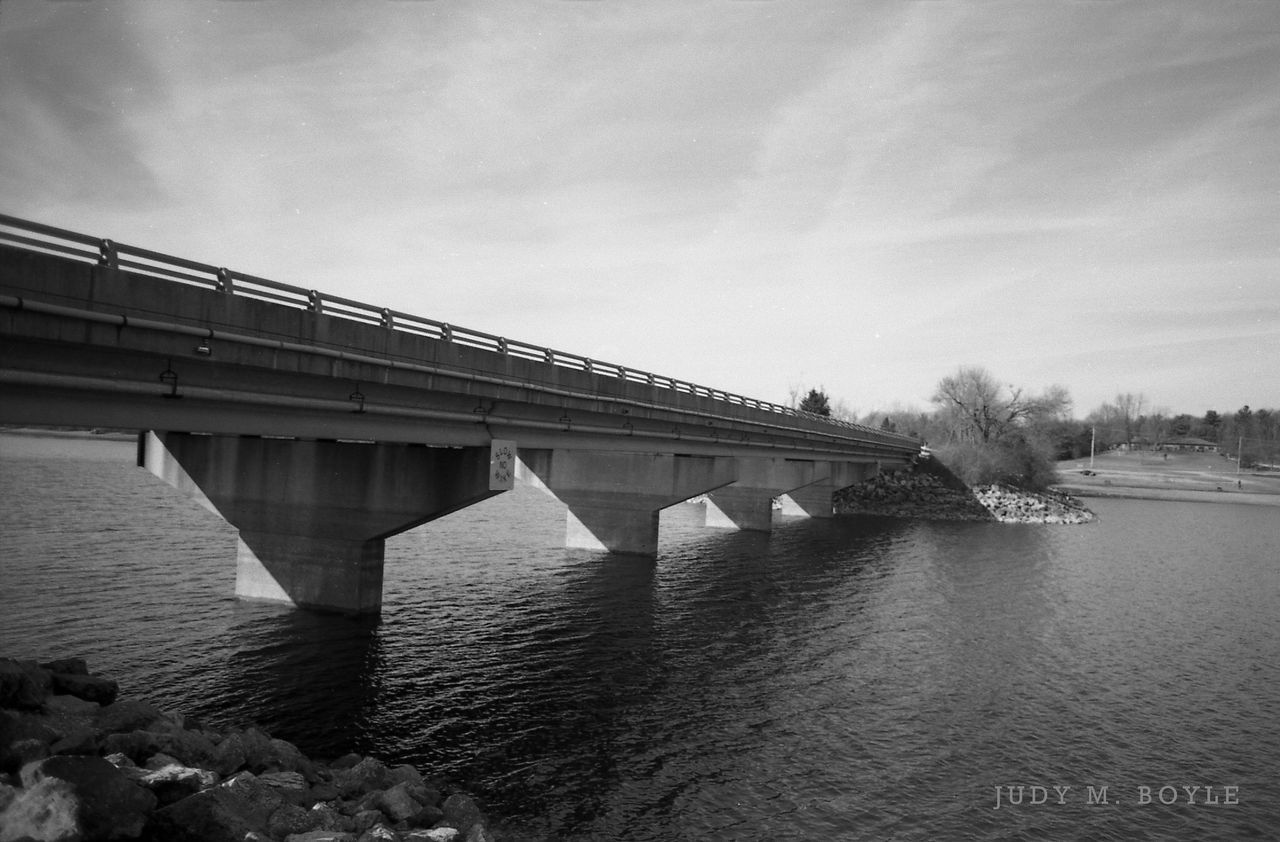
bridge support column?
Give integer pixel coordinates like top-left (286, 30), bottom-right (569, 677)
top-left (704, 458), bottom-right (827, 532)
top-left (140, 432), bottom-right (513, 615)
top-left (703, 486), bottom-right (774, 531)
top-left (777, 462), bottom-right (875, 518)
top-left (519, 450), bottom-right (737, 556)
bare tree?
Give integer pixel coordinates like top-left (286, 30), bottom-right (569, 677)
top-left (1027, 384), bottom-right (1073, 426)
top-left (830, 398), bottom-right (859, 423)
top-left (931, 366), bottom-right (1070, 443)
top-left (1113, 392), bottom-right (1147, 449)
top-left (786, 382), bottom-right (802, 410)
top-left (1140, 406), bottom-right (1171, 447)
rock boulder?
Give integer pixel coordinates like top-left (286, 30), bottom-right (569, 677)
top-left (51, 672), bottom-right (120, 706)
top-left (20, 754), bottom-right (157, 839)
top-left (0, 659), bottom-right (52, 710)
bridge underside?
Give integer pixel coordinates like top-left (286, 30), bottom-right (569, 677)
top-left (139, 431), bottom-right (891, 614)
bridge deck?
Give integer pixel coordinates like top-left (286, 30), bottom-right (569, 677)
top-left (0, 214), bottom-right (920, 463)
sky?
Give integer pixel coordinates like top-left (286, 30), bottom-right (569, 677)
top-left (1, 0), bottom-right (1276, 420)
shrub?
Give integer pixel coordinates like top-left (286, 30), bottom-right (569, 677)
top-left (933, 432), bottom-right (1058, 492)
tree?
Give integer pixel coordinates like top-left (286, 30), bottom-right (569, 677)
top-left (1140, 407), bottom-right (1171, 448)
top-left (799, 388), bottom-right (831, 416)
top-left (1228, 405), bottom-right (1259, 467)
top-left (1086, 393), bottom-right (1147, 449)
top-left (930, 365), bottom-right (1070, 443)
top-left (786, 383), bottom-right (802, 410)
top-left (1113, 392), bottom-right (1146, 448)
top-left (1216, 405), bottom-right (1279, 469)
top-left (1040, 418), bottom-right (1095, 460)
top-left (1202, 410), bottom-right (1222, 442)
top-left (1257, 409), bottom-right (1280, 468)
top-left (1257, 408), bottom-right (1276, 444)
top-left (860, 405), bottom-right (937, 441)
top-left (831, 398), bottom-right (859, 423)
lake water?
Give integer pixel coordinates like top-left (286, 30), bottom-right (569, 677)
top-left (2, 431), bottom-right (1279, 840)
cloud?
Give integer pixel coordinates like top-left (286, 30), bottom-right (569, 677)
top-left (0, 2), bottom-right (169, 209)
top-left (2, 0), bottom-right (1276, 416)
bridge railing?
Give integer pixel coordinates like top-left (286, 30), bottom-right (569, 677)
top-left (1, 213), bottom-right (910, 441)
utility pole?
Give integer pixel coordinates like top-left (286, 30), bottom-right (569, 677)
top-left (1090, 426), bottom-right (1096, 469)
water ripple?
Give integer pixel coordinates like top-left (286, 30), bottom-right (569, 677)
top-left (3, 435), bottom-right (1280, 839)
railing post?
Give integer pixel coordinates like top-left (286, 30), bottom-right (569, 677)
top-left (216, 268), bottom-right (235, 294)
top-left (98, 239), bottom-right (118, 268)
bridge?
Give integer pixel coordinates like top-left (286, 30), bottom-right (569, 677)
top-left (0, 213), bottom-right (920, 615)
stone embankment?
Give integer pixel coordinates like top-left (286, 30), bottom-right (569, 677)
top-left (835, 468), bottom-right (1095, 524)
top-left (0, 658), bottom-right (499, 842)
top-left (969, 484), bottom-right (1095, 524)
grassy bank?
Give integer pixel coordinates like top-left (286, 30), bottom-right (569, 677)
top-left (1052, 450), bottom-right (1280, 507)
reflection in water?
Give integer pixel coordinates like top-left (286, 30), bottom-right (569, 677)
top-left (477, 552), bottom-right (661, 829)
top-left (211, 605), bottom-right (385, 759)
top-left (480, 510), bottom-right (922, 838)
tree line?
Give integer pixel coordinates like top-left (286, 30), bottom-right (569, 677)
top-left (1084, 397), bottom-right (1278, 468)
top-left (791, 367), bottom-right (1278, 490)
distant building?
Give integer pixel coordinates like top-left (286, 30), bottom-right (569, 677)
top-left (1160, 437), bottom-right (1220, 453)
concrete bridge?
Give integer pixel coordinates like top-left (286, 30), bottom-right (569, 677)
top-left (0, 213), bottom-right (920, 615)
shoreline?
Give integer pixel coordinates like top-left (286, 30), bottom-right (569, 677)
top-left (1, 427), bottom-right (137, 443)
top-left (1052, 483), bottom-right (1280, 507)
top-left (0, 657), bottom-right (502, 841)
top-left (1052, 450), bottom-right (1280, 508)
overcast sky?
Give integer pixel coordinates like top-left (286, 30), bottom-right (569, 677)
top-left (2, 1), bottom-right (1276, 419)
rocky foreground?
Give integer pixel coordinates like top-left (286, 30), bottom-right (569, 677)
top-left (0, 658), bottom-right (499, 842)
top-left (835, 466), bottom-right (1095, 524)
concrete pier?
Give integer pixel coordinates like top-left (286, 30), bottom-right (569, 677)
top-left (703, 457), bottom-right (831, 531)
top-left (520, 450), bottom-right (738, 555)
top-left (140, 432), bottom-right (513, 614)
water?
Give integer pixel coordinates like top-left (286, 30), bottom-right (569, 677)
top-left (2, 431), bottom-right (1279, 840)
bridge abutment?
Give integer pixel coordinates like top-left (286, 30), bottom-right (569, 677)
top-left (140, 432), bottom-right (513, 614)
top-left (519, 449), bottom-right (737, 555)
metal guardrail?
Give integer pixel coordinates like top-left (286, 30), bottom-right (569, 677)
top-left (0, 212), bottom-right (906, 440)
